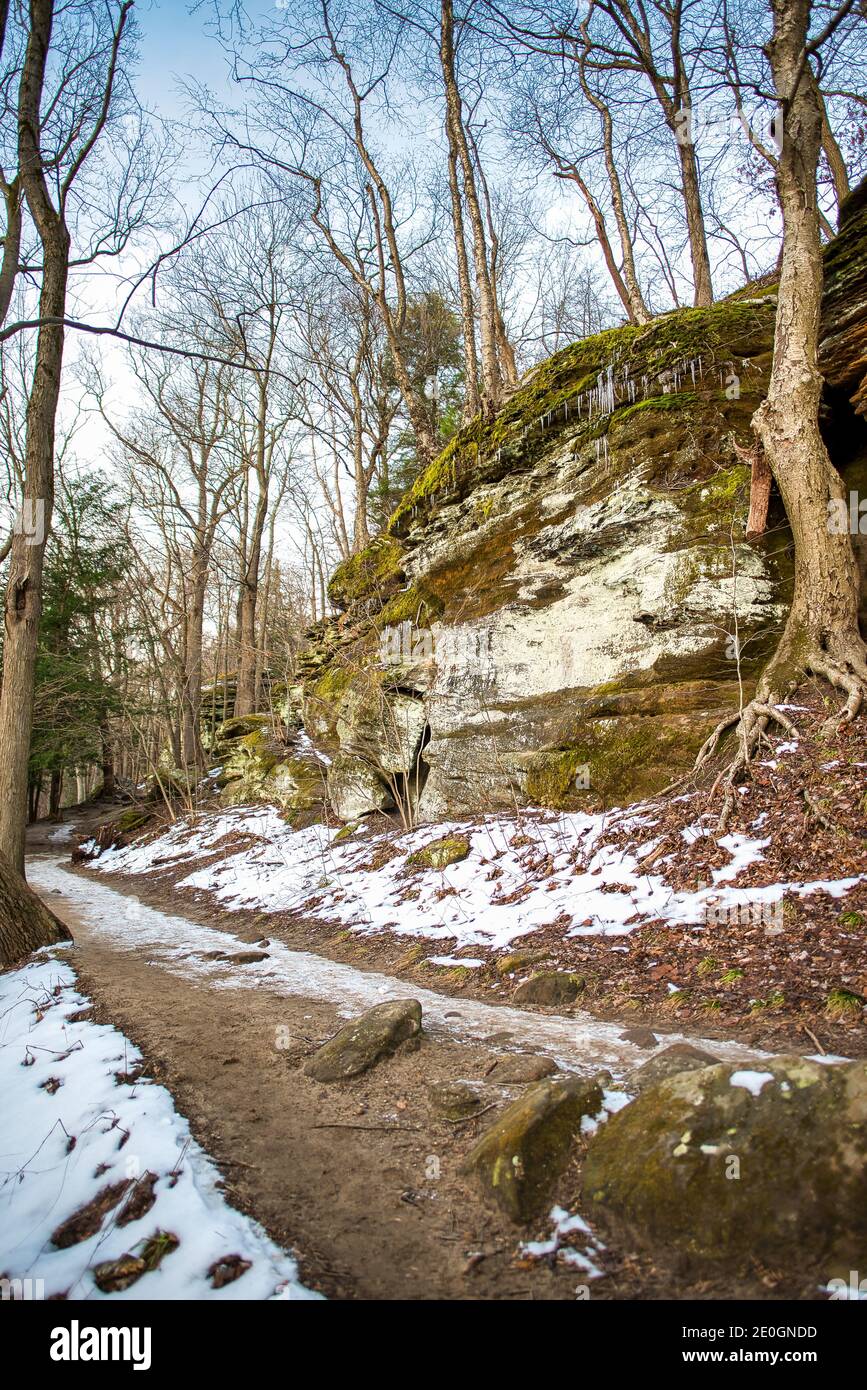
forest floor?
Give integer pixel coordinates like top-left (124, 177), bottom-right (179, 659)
top-left (15, 682), bottom-right (866, 1301)
top-left (20, 847), bottom-right (828, 1302)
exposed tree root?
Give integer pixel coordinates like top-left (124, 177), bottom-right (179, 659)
top-left (693, 642), bottom-right (867, 832)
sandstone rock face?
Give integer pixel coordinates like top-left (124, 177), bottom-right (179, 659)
top-left (583, 1057), bottom-right (867, 1276)
top-left (306, 178), bottom-right (867, 819)
top-left (304, 999), bottom-right (422, 1082)
top-left (464, 1075), bottom-right (603, 1222)
top-left (326, 751), bottom-right (395, 822)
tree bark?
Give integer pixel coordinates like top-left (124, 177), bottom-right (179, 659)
top-left (0, 849), bottom-right (71, 967)
top-left (0, 0), bottom-right (69, 874)
top-left (48, 767), bottom-right (62, 817)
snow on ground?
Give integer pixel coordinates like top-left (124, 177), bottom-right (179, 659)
top-left (0, 952), bottom-right (319, 1301)
top-left (92, 801), bottom-right (865, 956)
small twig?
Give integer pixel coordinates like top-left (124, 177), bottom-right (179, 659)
top-left (801, 1024), bottom-right (826, 1057)
top-left (445, 1103), bottom-right (498, 1127)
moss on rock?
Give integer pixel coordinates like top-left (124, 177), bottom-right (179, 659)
top-left (584, 1056), bottom-right (867, 1276)
top-left (463, 1075), bottom-right (604, 1222)
top-left (406, 835), bottom-right (470, 870)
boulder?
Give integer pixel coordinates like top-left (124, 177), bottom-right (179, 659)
top-left (304, 999), bottom-right (422, 1083)
top-left (512, 971), bottom-right (585, 1007)
top-left (583, 1056), bottom-right (867, 1275)
top-left (625, 1042), bottom-right (720, 1092)
top-left (495, 949), bottom-right (551, 976)
top-left (619, 1026), bottom-right (659, 1049)
top-left (326, 751), bottom-right (394, 821)
top-left (463, 1075), bottom-right (603, 1222)
top-left (428, 1079), bottom-right (486, 1120)
top-left (485, 1053), bottom-right (559, 1084)
top-left (406, 835), bottom-right (470, 870)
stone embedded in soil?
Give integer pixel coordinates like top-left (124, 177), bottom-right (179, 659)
top-left (511, 971), bottom-right (585, 1007)
top-left (407, 835), bottom-right (470, 870)
top-left (485, 1053), bottom-right (559, 1084)
top-left (428, 1079), bottom-right (486, 1119)
top-left (304, 999), bottom-right (423, 1082)
top-left (463, 1075), bottom-right (603, 1223)
top-left (495, 949), bottom-right (551, 976)
top-left (625, 1042), bottom-right (719, 1092)
top-left (584, 1056), bottom-right (867, 1276)
top-left (620, 1026), bottom-right (659, 1049)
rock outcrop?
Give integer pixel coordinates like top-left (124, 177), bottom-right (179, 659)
top-left (301, 177), bottom-right (867, 822)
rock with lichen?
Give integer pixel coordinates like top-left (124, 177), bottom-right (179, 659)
top-left (463, 1075), bottom-right (603, 1222)
top-left (583, 1055), bottom-right (867, 1276)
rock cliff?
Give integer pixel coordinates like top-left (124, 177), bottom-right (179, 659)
top-left (301, 179), bottom-right (867, 824)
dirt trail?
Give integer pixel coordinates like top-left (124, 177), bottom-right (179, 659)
top-left (28, 862), bottom-right (587, 1299)
top-left (25, 834), bottom-right (764, 1301)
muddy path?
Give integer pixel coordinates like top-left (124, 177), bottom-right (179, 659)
top-left (26, 844), bottom-right (780, 1302)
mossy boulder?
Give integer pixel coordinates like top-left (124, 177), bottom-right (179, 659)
top-left (303, 999), bottom-right (422, 1082)
top-left (463, 1075), bottom-right (604, 1222)
top-left (495, 949), bottom-right (551, 976)
top-left (512, 971), bottom-right (585, 1007)
top-left (406, 835), bottom-right (470, 870)
top-left (583, 1056), bottom-right (867, 1276)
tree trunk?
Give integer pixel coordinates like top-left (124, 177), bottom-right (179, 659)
top-left (677, 134), bottom-right (714, 308)
top-left (750, 0), bottom-right (866, 701)
top-left (440, 0), bottom-right (501, 414)
top-left (447, 137), bottom-right (480, 418)
top-left (235, 459), bottom-right (270, 718)
top-left (48, 767), bottom-right (62, 818)
top-left (181, 574), bottom-right (206, 764)
top-left (0, 0), bottom-right (69, 876)
top-left (100, 724), bottom-right (116, 799)
top-left (0, 849), bottom-right (71, 967)
top-left (0, 241), bottom-right (68, 873)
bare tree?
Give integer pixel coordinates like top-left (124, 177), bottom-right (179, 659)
top-left (0, 0), bottom-right (138, 879)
